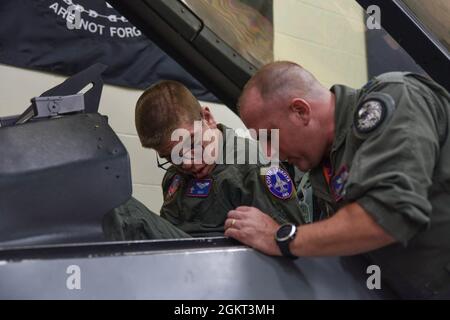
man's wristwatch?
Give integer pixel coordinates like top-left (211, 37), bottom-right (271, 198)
top-left (275, 223), bottom-right (298, 259)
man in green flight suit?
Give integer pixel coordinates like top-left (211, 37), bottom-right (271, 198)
top-left (224, 61), bottom-right (450, 299)
top-left (103, 80), bottom-right (307, 241)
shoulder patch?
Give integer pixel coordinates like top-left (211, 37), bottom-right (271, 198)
top-left (186, 179), bottom-right (213, 198)
top-left (166, 174), bottom-right (182, 200)
top-left (265, 167), bottom-right (293, 200)
top-left (353, 92), bottom-right (395, 139)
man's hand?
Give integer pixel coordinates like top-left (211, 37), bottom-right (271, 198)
top-left (225, 203), bottom-right (396, 258)
top-left (224, 206), bottom-right (281, 256)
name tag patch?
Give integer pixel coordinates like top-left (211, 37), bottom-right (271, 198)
top-left (186, 179), bottom-right (213, 198)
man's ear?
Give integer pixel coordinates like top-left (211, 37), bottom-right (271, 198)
top-left (201, 106), bottom-right (217, 128)
top-left (289, 98), bottom-right (311, 125)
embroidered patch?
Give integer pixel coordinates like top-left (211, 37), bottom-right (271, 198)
top-left (186, 179), bottom-right (213, 198)
top-left (166, 175), bottom-right (182, 200)
top-left (354, 100), bottom-right (385, 133)
top-left (353, 92), bottom-right (395, 139)
top-left (331, 166), bottom-right (349, 202)
top-left (265, 167), bottom-right (293, 200)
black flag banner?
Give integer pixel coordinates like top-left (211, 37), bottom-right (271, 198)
top-left (0, 0), bottom-right (218, 102)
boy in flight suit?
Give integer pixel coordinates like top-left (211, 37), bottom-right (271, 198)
top-left (103, 80), bottom-right (307, 240)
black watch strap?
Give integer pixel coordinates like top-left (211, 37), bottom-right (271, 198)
top-left (277, 241), bottom-right (297, 259)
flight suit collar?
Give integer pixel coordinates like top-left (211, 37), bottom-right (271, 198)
top-left (213, 123), bottom-right (234, 176)
top-left (309, 85), bottom-right (360, 216)
top-left (330, 85), bottom-right (360, 155)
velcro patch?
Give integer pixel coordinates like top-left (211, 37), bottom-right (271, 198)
top-left (353, 92), bottom-right (395, 139)
top-left (166, 174), bottom-right (182, 200)
top-left (331, 166), bottom-right (349, 202)
top-left (186, 179), bottom-right (213, 198)
top-left (265, 167), bottom-right (293, 200)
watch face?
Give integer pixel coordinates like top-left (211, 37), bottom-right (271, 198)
top-left (276, 224), bottom-right (295, 242)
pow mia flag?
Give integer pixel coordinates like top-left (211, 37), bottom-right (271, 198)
top-left (0, 0), bottom-right (217, 102)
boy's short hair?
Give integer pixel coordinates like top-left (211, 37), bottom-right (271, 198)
top-left (135, 80), bottom-right (202, 149)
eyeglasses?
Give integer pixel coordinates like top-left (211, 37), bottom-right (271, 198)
top-left (156, 144), bottom-right (202, 171)
top-left (155, 119), bottom-right (210, 171)
top-left (156, 153), bottom-right (172, 171)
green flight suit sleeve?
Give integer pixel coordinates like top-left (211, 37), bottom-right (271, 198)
top-left (223, 165), bottom-right (307, 225)
top-left (345, 78), bottom-right (446, 245)
top-left (102, 197), bottom-right (191, 241)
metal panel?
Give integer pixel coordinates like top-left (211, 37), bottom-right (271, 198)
top-left (0, 238), bottom-right (396, 299)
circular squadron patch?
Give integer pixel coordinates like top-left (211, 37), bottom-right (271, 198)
top-left (353, 93), bottom-right (395, 139)
top-left (265, 167), bottom-right (293, 200)
top-left (354, 100), bottom-right (385, 134)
